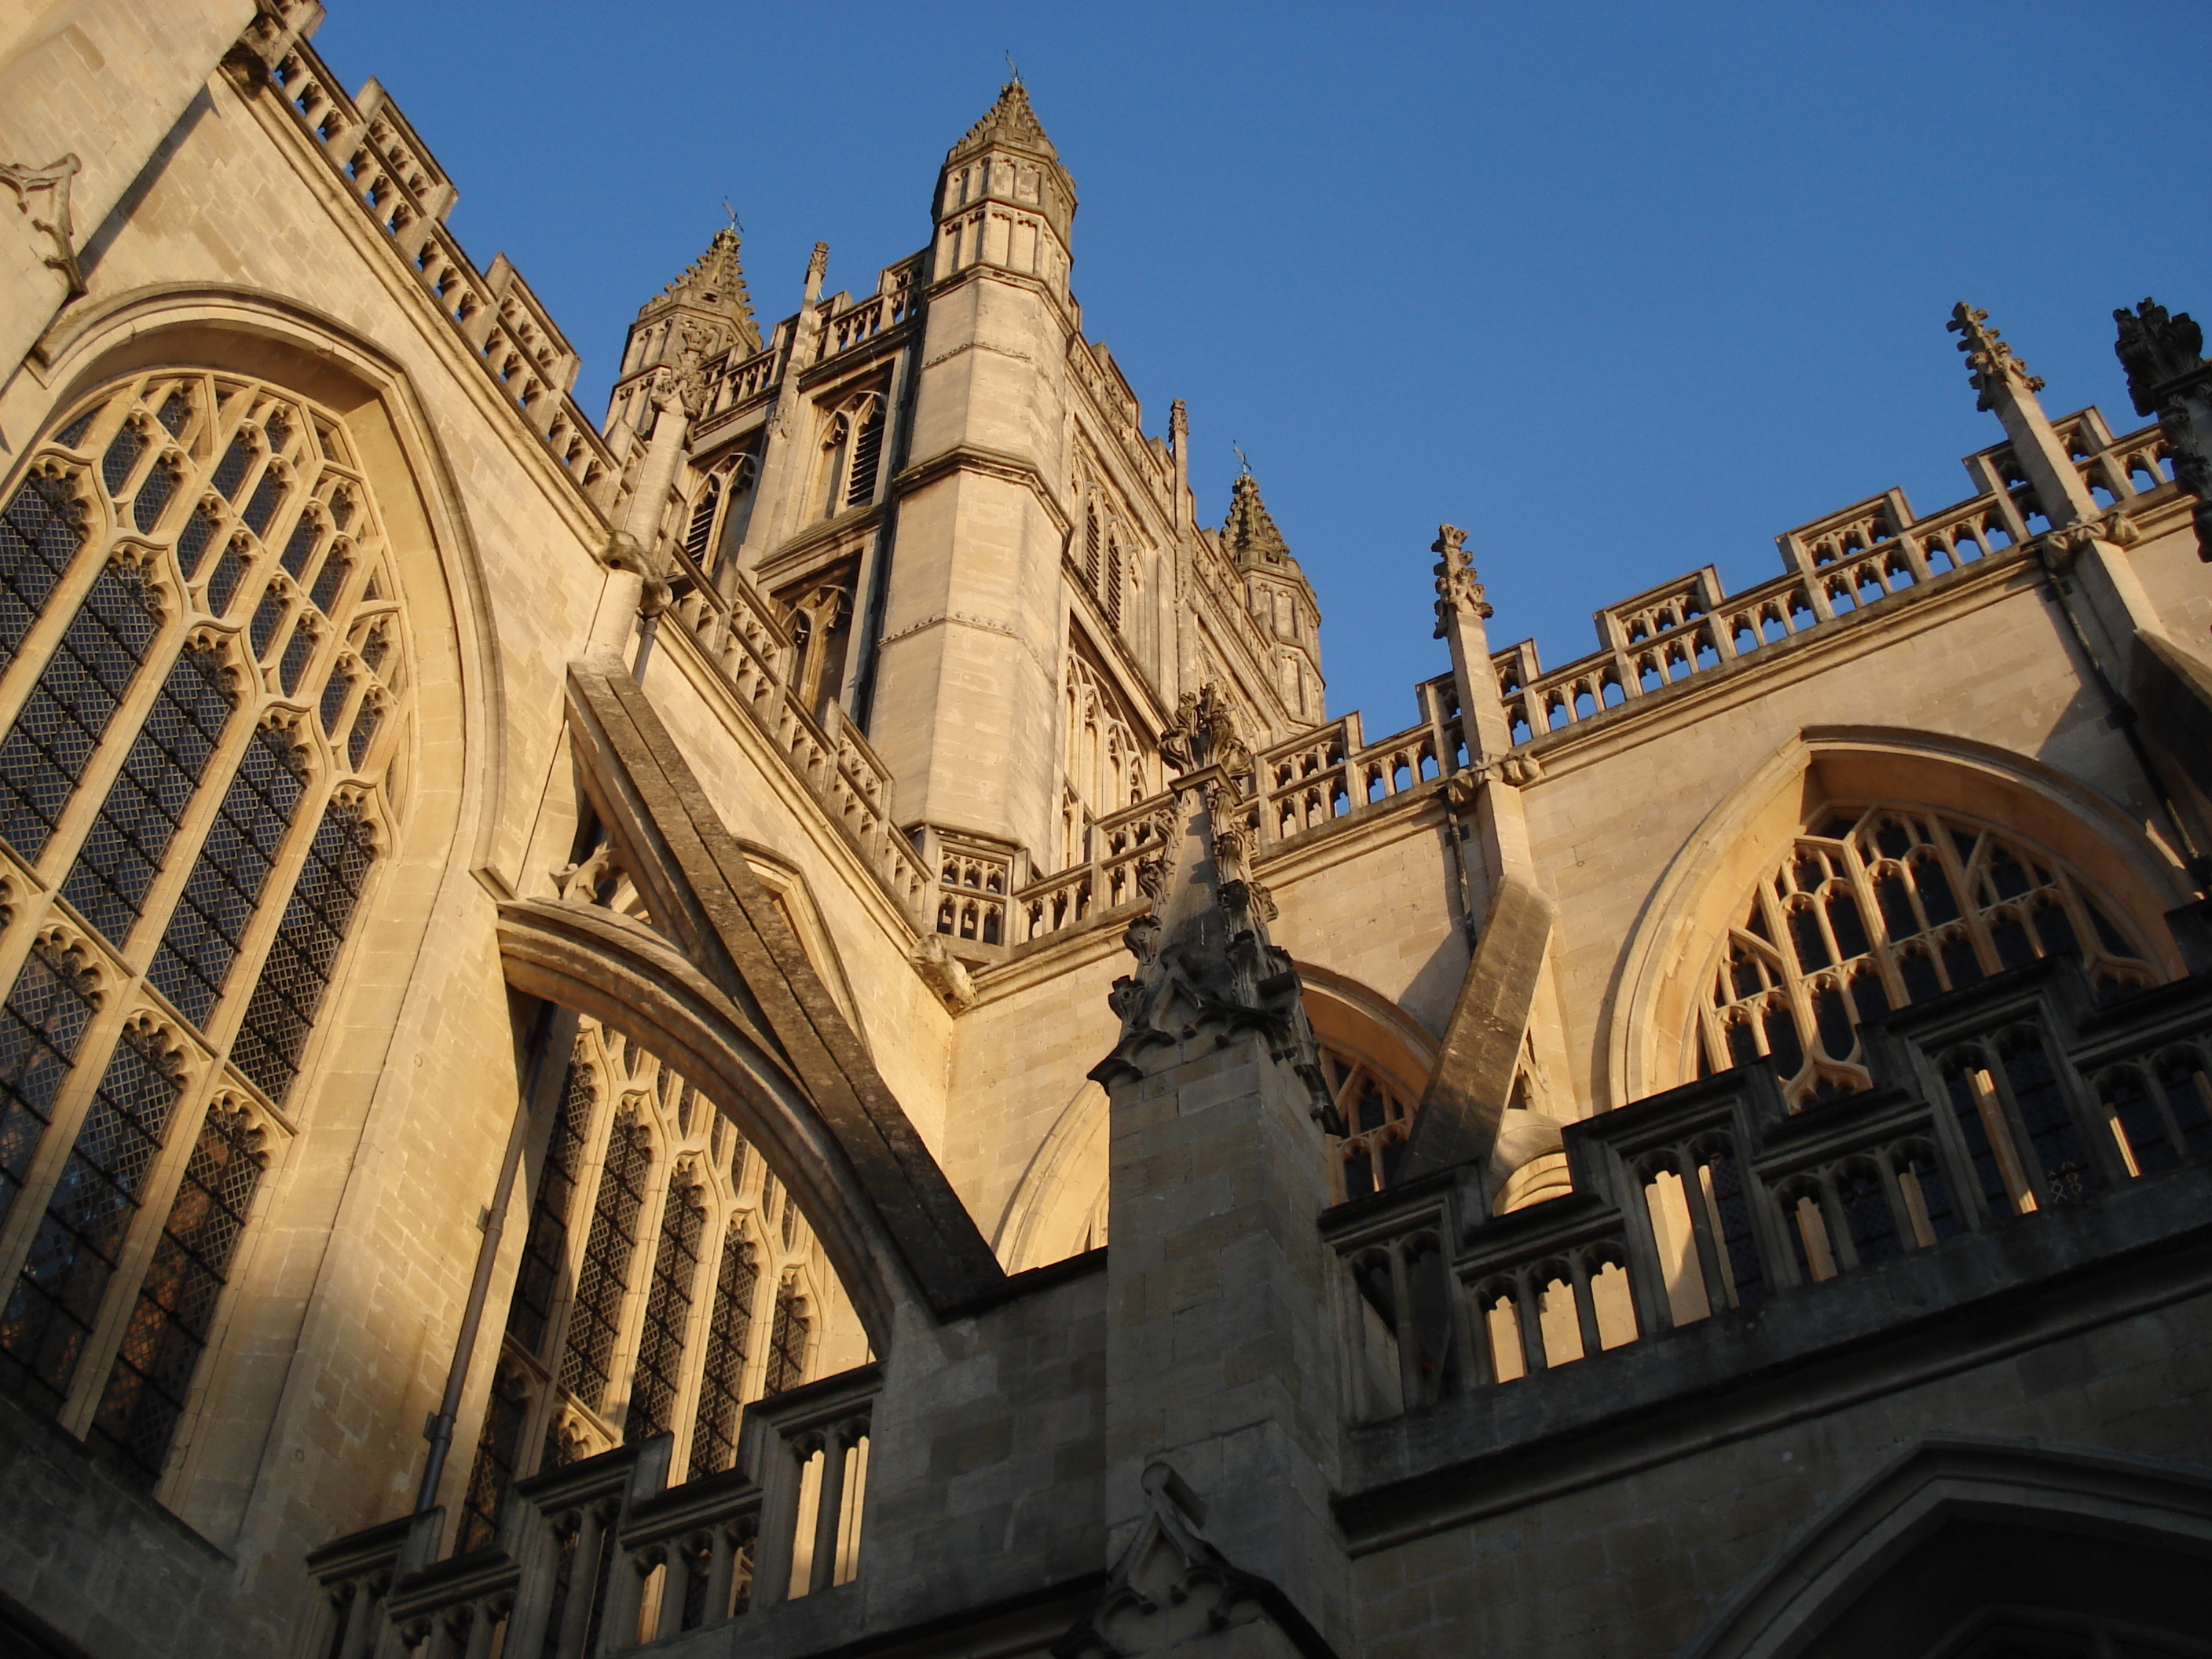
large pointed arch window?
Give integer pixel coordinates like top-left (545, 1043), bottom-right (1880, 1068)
top-left (460, 1014), bottom-right (857, 1537)
top-left (0, 371), bottom-right (409, 1491)
top-left (1694, 803), bottom-right (2155, 1107)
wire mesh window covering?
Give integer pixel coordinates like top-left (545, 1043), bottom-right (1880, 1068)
top-left (479, 1018), bottom-right (842, 1491)
top-left (625, 1172), bottom-right (705, 1443)
top-left (227, 800), bottom-right (375, 1107)
top-left (0, 372), bottom-right (408, 1486)
top-left (87, 1101), bottom-right (264, 1484)
top-left (0, 940), bottom-right (99, 1231)
top-left (0, 557), bottom-right (161, 862)
top-left (1694, 804), bottom-right (2155, 1107)
top-left (456, 1363), bottom-right (530, 1555)
top-left (147, 726), bottom-right (307, 1027)
top-left (0, 1022), bottom-right (183, 1412)
top-left (508, 1053), bottom-right (592, 1357)
top-left (0, 471), bottom-right (89, 678)
top-left (59, 646), bottom-right (236, 947)
top-left (559, 1114), bottom-right (652, 1412)
top-left (764, 1278), bottom-right (808, 1396)
top-left (689, 1225), bottom-right (757, 1479)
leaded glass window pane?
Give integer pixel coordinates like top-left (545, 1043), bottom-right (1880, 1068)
top-left (87, 1103), bottom-right (263, 1484)
top-left (689, 1225), bottom-right (756, 1479)
top-left (229, 802), bottom-right (373, 1104)
top-left (0, 474), bottom-right (86, 676)
top-left (763, 1279), bottom-right (807, 1397)
top-left (60, 647), bottom-right (235, 946)
top-left (508, 1056), bottom-right (590, 1357)
top-left (0, 562), bottom-right (162, 861)
top-left (148, 728), bottom-right (306, 1027)
top-left (626, 1175), bottom-right (704, 1443)
top-left (0, 943), bottom-right (97, 1232)
top-left (558, 1118), bottom-right (650, 1412)
top-left (0, 1025), bottom-right (182, 1413)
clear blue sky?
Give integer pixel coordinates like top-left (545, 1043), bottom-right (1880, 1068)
top-left (316, 1), bottom-right (2211, 737)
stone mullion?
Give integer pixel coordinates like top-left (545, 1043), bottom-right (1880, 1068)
top-left (0, 973), bottom-right (150, 1313)
top-left (658, 1184), bottom-right (726, 1479)
top-left (50, 1058), bottom-right (246, 1445)
top-left (599, 1131), bottom-right (671, 1439)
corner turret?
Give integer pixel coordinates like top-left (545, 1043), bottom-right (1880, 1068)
top-left (932, 80), bottom-right (1075, 293)
top-left (1218, 471), bottom-right (1324, 723)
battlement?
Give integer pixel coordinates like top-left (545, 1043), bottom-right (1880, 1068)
top-left (254, 45), bottom-right (620, 511)
top-left (1491, 408), bottom-right (2175, 744)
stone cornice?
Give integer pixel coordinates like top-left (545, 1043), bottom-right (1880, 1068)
top-left (892, 441), bottom-right (1073, 539)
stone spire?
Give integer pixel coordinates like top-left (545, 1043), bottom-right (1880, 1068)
top-left (637, 225), bottom-right (760, 358)
top-left (947, 78), bottom-right (1059, 165)
top-left (1946, 302), bottom-right (2098, 529)
top-left (1219, 471), bottom-right (1295, 571)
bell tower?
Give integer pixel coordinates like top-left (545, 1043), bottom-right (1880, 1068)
top-left (862, 82), bottom-right (1081, 872)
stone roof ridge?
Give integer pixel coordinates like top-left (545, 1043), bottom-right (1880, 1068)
top-left (1219, 470), bottom-right (1295, 569)
top-left (642, 225), bottom-right (760, 349)
top-left (947, 78), bottom-right (1059, 163)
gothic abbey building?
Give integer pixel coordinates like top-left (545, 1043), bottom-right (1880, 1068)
top-left (1, 5), bottom-right (2210, 1657)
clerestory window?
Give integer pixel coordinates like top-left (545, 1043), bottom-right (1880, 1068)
top-left (460, 1013), bottom-right (845, 1537)
top-left (0, 372), bottom-right (407, 1490)
top-left (1694, 803), bottom-right (2155, 1108)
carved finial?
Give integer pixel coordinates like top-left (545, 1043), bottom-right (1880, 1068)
top-left (1431, 523), bottom-right (1491, 639)
top-left (2114, 297), bottom-right (2207, 418)
top-left (1158, 682), bottom-right (1252, 778)
top-left (1169, 399), bottom-right (1188, 438)
top-left (1219, 471), bottom-right (1291, 567)
top-left (803, 240), bottom-right (830, 307)
top-left (1948, 302), bottom-right (2045, 413)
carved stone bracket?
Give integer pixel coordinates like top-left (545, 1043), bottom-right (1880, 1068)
top-left (2042, 507), bottom-right (2142, 575)
top-left (1430, 522), bottom-right (1492, 639)
top-left (1441, 752), bottom-right (1542, 809)
top-left (1052, 1462), bottom-right (1341, 1659)
top-left (0, 155), bottom-right (85, 298)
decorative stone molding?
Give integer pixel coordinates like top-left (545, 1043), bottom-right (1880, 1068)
top-left (0, 155), bottom-right (86, 299)
top-left (1157, 681), bottom-right (1251, 778)
top-left (2115, 296), bottom-right (2212, 562)
top-left (1052, 1461), bottom-right (1341, 1659)
top-left (2041, 507), bottom-right (2141, 573)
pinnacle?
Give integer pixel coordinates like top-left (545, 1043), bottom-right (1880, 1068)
top-left (641, 225), bottom-right (760, 352)
top-left (1219, 471), bottom-right (1291, 567)
top-left (947, 79), bottom-right (1058, 163)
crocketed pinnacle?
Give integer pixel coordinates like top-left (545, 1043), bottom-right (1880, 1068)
top-left (947, 79), bottom-right (1059, 163)
top-left (1220, 471), bottom-right (1293, 569)
top-left (641, 225), bottom-right (760, 353)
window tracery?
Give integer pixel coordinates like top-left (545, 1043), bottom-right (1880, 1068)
top-left (1060, 648), bottom-right (1148, 866)
top-left (1321, 1043), bottom-right (1419, 1203)
top-left (1694, 803), bottom-right (2154, 1107)
top-left (460, 1015), bottom-right (848, 1536)
top-left (0, 372), bottom-right (410, 1490)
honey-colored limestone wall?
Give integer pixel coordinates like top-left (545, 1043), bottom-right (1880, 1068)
top-left (1351, 1284), bottom-right (2212, 1659)
top-left (1517, 533), bottom-right (2202, 1113)
top-left (0, 47), bottom-right (634, 1630)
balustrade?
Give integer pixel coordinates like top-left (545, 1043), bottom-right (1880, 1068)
top-left (301, 1367), bottom-right (879, 1657)
top-left (1492, 411), bottom-right (2180, 744)
top-left (1328, 950), bottom-right (2212, 1424)
top-left (264, 49), bottom-right (617, 511)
